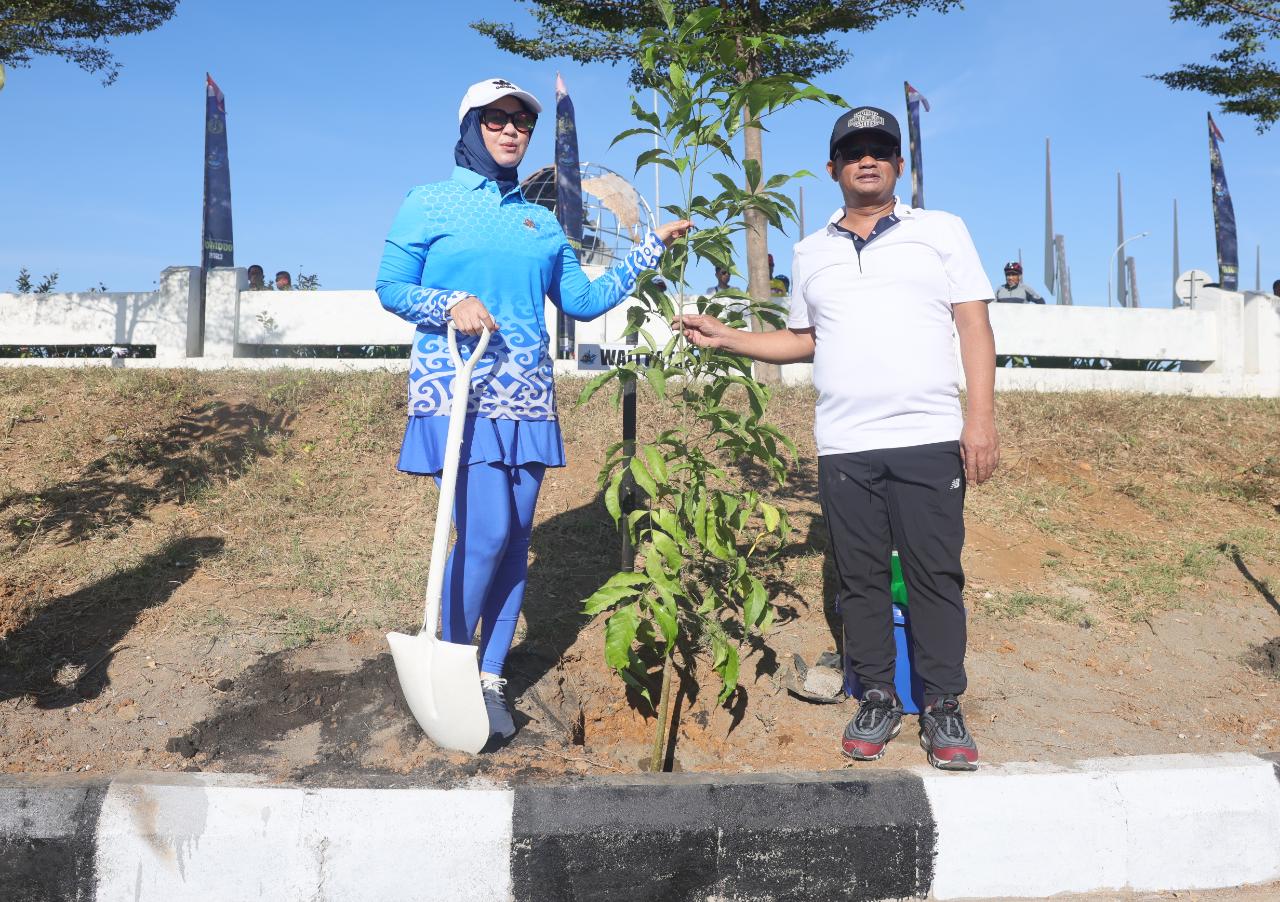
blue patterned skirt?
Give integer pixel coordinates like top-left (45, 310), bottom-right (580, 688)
top-left (396, 414), bottom-right (566, 475)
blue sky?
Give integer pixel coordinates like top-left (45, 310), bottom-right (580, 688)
top-left (0, 0), bottom-right (1273, 304)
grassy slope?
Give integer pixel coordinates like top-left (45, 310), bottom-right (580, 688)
top-left (1, 369), bottom-right (1276, 667)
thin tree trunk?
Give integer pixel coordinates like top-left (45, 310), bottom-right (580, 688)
top-left (647, 653), bottom-right (674, 772)
top-left (742, 119), bottom-right (779, 385)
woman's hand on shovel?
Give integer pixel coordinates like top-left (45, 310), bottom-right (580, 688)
top-left (450, 296), bottom-right (499, 335)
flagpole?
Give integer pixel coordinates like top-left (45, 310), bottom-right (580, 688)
top-left (903, 81), bottom-right (928, 209)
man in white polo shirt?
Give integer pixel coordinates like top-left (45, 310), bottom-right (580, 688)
top-left (678, 106), bottom-right (998, 771)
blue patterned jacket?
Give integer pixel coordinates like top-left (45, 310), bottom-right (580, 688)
top-left (375, 166), bottom-right (664, 420)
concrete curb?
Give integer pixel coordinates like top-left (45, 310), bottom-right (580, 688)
top-left (2, 752), bottom-right (1277, 901)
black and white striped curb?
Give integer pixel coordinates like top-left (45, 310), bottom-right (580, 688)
top-left (3, 752), bottom-right (1278, 901)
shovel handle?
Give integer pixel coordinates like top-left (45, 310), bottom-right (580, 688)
top-left (422, 322), bottom-right (492, 636)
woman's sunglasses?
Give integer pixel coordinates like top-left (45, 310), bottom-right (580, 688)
top-left (480, 108), bottom-right (537, 134)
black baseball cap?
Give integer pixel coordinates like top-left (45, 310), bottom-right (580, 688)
top-left (829, 107), bottom-right (902, 159)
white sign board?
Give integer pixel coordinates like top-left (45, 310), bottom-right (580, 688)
top-left (1175, 269), bottom-right (1212, 306)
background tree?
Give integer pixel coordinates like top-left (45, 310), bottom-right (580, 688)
top-left (1153, 0), bottom-right (1280, 132)
top-left (13, 267), bottom-right (59, 294)
top-left (472, 0), bottom-right (962, 382)
top-left (0, 1), bottom-right (179, 86)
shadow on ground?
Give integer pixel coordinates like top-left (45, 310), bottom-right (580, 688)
top-left (170, 490), bottom-right (621, 779)
top-left (0, 401), bottom-right (288, 546)
top-left (0, 535), bottom-right (225, 707)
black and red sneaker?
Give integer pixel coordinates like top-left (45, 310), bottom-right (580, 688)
top-left (919, 695), bottom-right (979, 771)
top-left (841, 688), bottom-right (903, 761)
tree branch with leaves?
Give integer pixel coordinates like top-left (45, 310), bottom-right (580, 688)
top-left (1153, 0), bottom-right (1280, 132)
top-left (0, 1), bottom-right (178, 86)
top-left (472, 0), bottom-right (961, 383)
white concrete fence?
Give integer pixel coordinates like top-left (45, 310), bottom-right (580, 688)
top-left (1, 265), bottom-right (1277, 397)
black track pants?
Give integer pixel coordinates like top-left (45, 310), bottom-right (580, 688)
top-left (817, 441), bottom-right (968, 700)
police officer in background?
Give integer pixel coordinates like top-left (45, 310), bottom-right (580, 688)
top-left (995, 262), bottom-right (1044, 303)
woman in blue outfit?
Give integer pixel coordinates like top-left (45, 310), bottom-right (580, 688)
top-left (376, 78), bottom-right (690, 741)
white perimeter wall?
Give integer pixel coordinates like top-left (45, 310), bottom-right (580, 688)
top-left (2, 266), bottom-right (1278, 397)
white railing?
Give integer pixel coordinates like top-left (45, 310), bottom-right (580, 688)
top-left (2, 265), bottom-right (1278, 397)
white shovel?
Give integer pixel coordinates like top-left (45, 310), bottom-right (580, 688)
top-left (387, 322), bottom-right (492, 754)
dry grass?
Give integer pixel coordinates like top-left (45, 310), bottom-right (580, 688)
top-left (0, 371), bottom-right (1276, 662)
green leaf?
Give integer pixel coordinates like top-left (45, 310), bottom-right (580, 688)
top-left (577, 368), bottom-right (618, 406)
top-left (644, 365), bottom-right (667, 402)
top-left (604, 466), bottom-right (625, 523)
top-left (651, 509), bottom-right (688, 546)
top-left (760, 501), bottom-right (780, 533)
top-left (604, 603), bottom-right (640, 671)
top-left (676, 5), bottom-right (721, 41)
top-left (712, 637), bottom-right (740, 704)
top-left (583, 580), bottom-right (643, 615)
top-left (633, 147), bottom-right (669, 174)
top-left (743, 575), bottom-right (768, 629)
top-left (650, 529), bottom-right (682, 571)
top-left (641, 444), bottom-right (668, 485)
top-left (629, 453), bottom-right (659, 500)
top-left (744, 158), bottom-right (762, 193)
top-left (610, 126), bottom-right (659, 148)
top-left (601, 570), bottom-right (651, 590)
top-left (647, 595), bottom-right (678, 649)
top-left (692, 494), bottom-right (708, 546)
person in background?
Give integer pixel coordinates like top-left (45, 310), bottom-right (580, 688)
top-left (994, 262), bottom-right (1044, 303)
top-left (375, 77), bottom-right (691, 743)
top-left (247, 265), bottom-right (266, 290)
top-left (1272, 278), bottom-right (1279, 298)
top-left (275, 270), bottom-right (293, 291)
top-left (706, 266), bottom-right (734, 295)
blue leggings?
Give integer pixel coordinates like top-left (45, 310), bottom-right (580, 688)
top-left (435, 462), bottom-right (545, 675)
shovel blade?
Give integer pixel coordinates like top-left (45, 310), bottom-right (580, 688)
top-left (386, 631), bottom-right (489, 755)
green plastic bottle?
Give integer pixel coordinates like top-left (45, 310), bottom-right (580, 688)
top-left (890, 549), bottom-right (908, 607)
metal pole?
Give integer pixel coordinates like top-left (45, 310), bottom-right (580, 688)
top-left (1116, 173), bottom-right (1127, 308)
top-left (653, 89), bottom-right (660, 226)
top-left (1108, 231), bottom-right (1150, 308)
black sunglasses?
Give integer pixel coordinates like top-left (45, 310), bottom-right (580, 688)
top-left (480, 108), bottom-right (537, 134)
top-left (835, 142), bottom-right (899, 162)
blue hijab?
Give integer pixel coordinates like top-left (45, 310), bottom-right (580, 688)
top-left (454, 107), bottom-right (520, 196)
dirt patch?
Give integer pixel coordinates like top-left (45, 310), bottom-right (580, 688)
top-left (1245, 637), bottom-right (1280, 680)
top-left (1, 371), bottom-right (1277, 782)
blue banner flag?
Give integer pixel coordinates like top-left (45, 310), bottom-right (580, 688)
top-left (554, 73), bottom-right (582, 358)
top-left (1207, 113), bottom-right (1238, 291)
top-left (201, 74), bottom-right (234, 274)
top-left (904, 82), bottom-right (929, 209)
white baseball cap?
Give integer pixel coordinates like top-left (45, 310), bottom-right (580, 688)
top-left (457, 78), bottom-right (543, 124)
